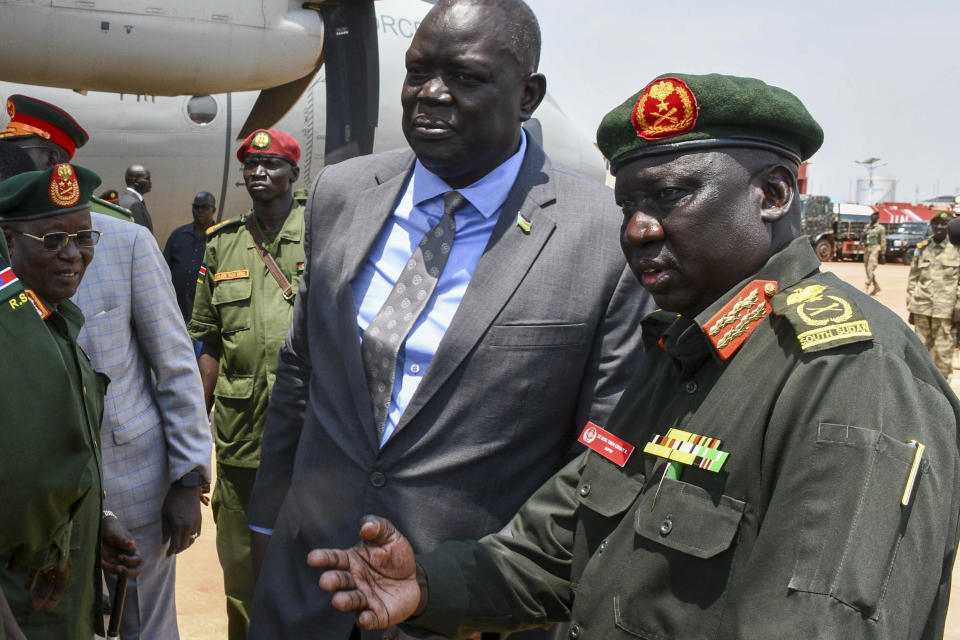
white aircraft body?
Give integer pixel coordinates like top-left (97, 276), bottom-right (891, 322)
top-left (0, 0), bottom-right (604, 244)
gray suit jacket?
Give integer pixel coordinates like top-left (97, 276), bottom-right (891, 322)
top-left (247, 141), bottom-right (652, 639)
top-left (73, 213), bottom-right (211, 530)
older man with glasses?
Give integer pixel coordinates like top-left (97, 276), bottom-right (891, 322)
top-left (0, 163), bottom-right (142, 640)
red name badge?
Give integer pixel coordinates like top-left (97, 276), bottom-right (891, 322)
top-left (578, 421), bottom-right (635, 467)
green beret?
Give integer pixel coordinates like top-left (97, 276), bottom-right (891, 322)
top-left (931, 211), bottom-right (951, 223)
top-left (0, 163), bottom-right (101, 221)
top-left (597, 73), bottom-right (824, 173)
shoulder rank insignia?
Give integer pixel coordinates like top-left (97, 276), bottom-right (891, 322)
top-left (916, 239), bottom-right (930, 251)
top-left (703, 279), bottom-right (777, 360)
top-left (206, 218), bottom-right (236, 236)
top-left (24, 288), bottom-right (51, 320)
top-left (772, 279), bottom-right (872, 352)
top-left (0, 264), bottom-right (24, 304)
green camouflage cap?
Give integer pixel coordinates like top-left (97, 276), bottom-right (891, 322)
top-left (0, 163), bottom-right (101, 221)
top-left (597, 73), bottom-right (824, 173)
top-left (931, 210), bottom-right (951, 223)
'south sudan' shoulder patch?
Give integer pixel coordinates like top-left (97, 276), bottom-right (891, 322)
top-left (772, 279), bottom-right (872, 352)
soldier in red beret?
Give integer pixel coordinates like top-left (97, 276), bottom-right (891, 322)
top-left (187, 128), bottom-right (305, 640)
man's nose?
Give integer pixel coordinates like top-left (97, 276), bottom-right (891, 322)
top-left (419, 76), bottom-right (452, 103)
top-left (623, 211), bottom-right (665, 246)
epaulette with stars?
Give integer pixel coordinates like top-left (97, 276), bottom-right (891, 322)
top-left (771, 280), bottom-right (872, 353)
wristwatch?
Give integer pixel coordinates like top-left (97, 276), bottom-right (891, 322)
top-left (175, 470), bottom-right (204, 489)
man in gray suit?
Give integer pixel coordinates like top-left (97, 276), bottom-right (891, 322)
top-left (73, 212), bottom-right (212, 639)
top-left (246, 1), bottom-right (651, 637)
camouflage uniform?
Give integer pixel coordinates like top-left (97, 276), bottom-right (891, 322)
top-left (862, 221), bottom-right (885, 294)
top-left (907, 236), bottom-right (960, 378)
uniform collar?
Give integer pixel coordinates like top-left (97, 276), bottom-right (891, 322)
top-left (244, 203), bottom-right (304, 248)
top-left (643, 236), bottom-right (821, 373)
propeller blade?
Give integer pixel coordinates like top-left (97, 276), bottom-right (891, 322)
top-left (236, 57), bottom-right (324, 141)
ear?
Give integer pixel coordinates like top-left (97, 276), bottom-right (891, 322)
top-left (759, 165), bottom-right (796, 223)
top-left (518, 73), bottom-right (547, 122)
top-left (289, 165), bottom-right (301, 183)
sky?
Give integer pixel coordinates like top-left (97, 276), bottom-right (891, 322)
top-left (523, 0), bottom-right (960, 203)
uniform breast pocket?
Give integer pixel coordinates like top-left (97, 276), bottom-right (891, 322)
top-left (600, 478), bottom-right (745, 639)
top-left (787, 422), bottom-right (927, 619)
top-left (211, 277), bottom-right (252, 336)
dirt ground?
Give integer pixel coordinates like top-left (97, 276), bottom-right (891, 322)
top-left (171, 260), bottom-right (960, 639)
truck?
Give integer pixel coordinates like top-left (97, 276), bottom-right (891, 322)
top-left (800, 194), bottom-right (836, 262)
top-left (832, 203), bottom-right (874, 261)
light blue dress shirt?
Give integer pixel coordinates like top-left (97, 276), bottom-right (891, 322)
top-left (352, 133), bottom-right (528, 446)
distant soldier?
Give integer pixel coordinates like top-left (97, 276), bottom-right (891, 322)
top-left (862, 210), bottom-right (885, 295)
top-left (164, 191), bottom-right (217, 325)
top-left (90, 188), bottom-right (135, 223)
top-left (188, 129), bottom-right (304, 640)
top-left (907, 210), bottom-right (960, 379)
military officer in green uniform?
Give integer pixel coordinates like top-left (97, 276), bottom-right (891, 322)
top-left (907, 210), bottom-right (960, 380)
top-left (309, 74), bottom-right (960, 640)
top-left (0, 164), bottom-right (141, 640)
top-left (862, 210), bottom-right (885, 295)
top-left (189, 128), bottom-right (305, 640)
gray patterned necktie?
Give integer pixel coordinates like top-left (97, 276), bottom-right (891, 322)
top-left (362, 191), bottom-right (468, 437)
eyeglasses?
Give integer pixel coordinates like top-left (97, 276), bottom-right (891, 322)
top-left (17, 229), bottom-right (102, 251)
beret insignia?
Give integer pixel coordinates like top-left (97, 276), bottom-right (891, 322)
top-left (252, 131), bottom-right (271, 150)
top-left (48, 163), bottom-right (80, 208)
top-left (632, 77), bottom-right (698, 141)
top-left (6, 98), bottom-right (14, 118)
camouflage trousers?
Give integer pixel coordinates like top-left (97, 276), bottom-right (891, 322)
top-left (914, 314), bottom-right (954, 379)
top-left (864, 247), bottom-right (882, 291)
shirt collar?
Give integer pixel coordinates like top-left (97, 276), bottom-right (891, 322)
top-left (409, 130), bottom-right (528, 219)
top-left (125, 187), bottom-right (144, 202)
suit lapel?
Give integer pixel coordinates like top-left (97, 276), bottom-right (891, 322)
top-left (336, 153), bottom-right (415, 449)
top-left (392, 143), bottom-right (557, 437)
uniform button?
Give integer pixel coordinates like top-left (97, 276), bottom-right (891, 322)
top-left (83, 385), bottom-right (87, 395)
top-left (578, 483), bottom-right (591, 497)
top-left (684, 380), bottom-right (697, 394)
top-left (659, 517), bottom-right (673, 537)
top-left (409, 363), bottom-right (421, 374)
top-left (370, 472), bottom-right (386, 488)
top-left (569, 623), bottom-right (582, 639)
top-left (598, 539), bottom-right (607, 553)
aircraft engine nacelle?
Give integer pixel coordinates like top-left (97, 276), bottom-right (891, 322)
top-left (0, 0), bottom-right (323, 96)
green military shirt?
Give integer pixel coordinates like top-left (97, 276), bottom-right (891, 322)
top-left (89, 196), bottom-right (134, 223)
top-left (413, 237), bottom-right (960, 640)
top-left (0, 242), bottom-right (106, 639)
top-left (189, 205), bottom-right (305, 466)
top-left (863, 221), bottom-right (886, 249)
top-left (907, 236), bottom-right (960, 319)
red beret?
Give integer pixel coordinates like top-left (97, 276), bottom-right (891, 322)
top-left (237, 129), bottom-right (300, 166)
top-left (0, 95), bottom-right (89, 159)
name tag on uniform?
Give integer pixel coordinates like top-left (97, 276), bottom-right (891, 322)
top-left (578, 421), bottom-right (635, 467)
top-left (214, 269), bottom-right (250, 282)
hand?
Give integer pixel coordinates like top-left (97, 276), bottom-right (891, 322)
top-left (24, 561), bottom-right (70, 613)
top-left (908, 312), bottom-right (915, 325)
top-left (161, 483), bottom-right (203, 556)
top-left (308, 515), bottom-right (422, 630)
top-left (101, 516), bottom-right (142, 578)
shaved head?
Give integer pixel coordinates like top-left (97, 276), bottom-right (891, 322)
top-left (431, 0), bottom-right (541, 74)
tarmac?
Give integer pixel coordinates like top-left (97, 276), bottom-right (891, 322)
top-left (169, 260), bottom-right (960, 639)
